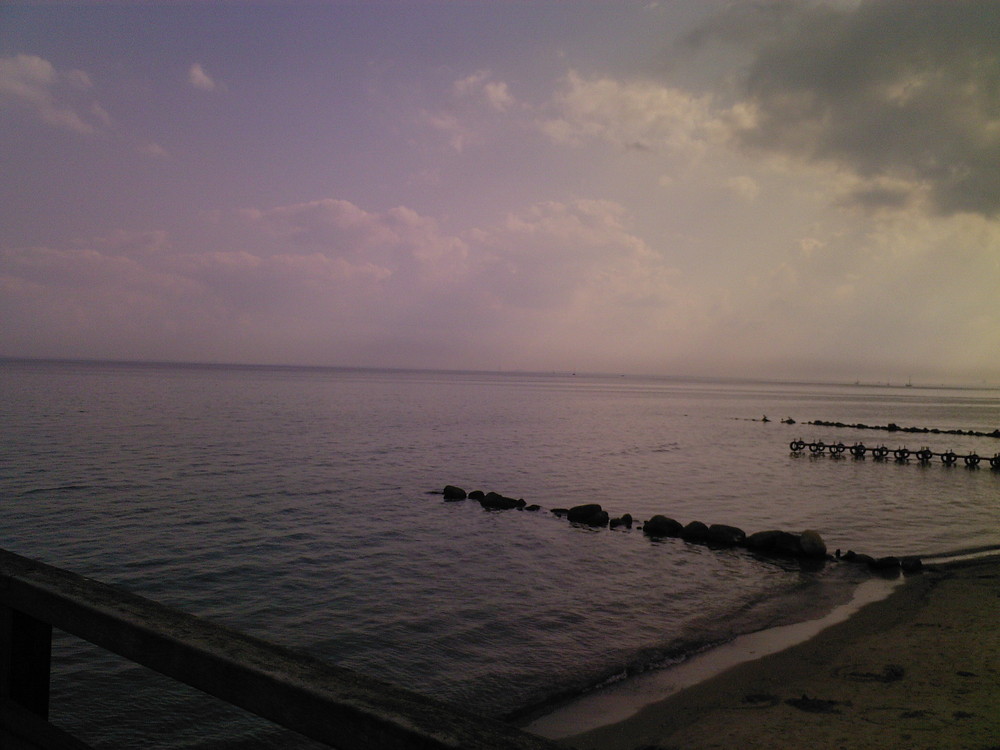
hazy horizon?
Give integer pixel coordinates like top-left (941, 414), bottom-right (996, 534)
top-left (3, 1), bottom-right (999, 386)
top-left (6, 354), bottom-right (997, 392)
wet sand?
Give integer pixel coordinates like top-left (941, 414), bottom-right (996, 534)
top-left (562, 556), bottom-right (1000, 750)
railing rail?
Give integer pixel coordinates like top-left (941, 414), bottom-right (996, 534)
top-left (0, 548), bottom-right (562, 750)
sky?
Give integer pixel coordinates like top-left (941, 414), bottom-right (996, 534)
top-left (2, 0), bottom-right (999, 385)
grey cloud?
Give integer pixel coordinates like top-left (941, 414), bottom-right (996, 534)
top-left (0, 54), bottom-right (111, 135)
top-left (695, 0), bottom-right (1000, 216)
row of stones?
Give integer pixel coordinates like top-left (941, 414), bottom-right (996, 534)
top-left (804, 419), bottom-right (1000, 439)
top-left (436, 485), bottom-right (922, 573)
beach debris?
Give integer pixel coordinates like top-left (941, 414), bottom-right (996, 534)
top-left (786, 695), bottom-right (851, 714)
top-left (742, 693), bottom-right (780, 708)
top-left (839, 664), bottom-right (905, 683)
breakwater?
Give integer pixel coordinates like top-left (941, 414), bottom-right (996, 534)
top-left (788, 439), bottom-right (1000, 468)
top-left (432, 486), bottom-right (922, 574)
top-left (795, 419), bottom-right (1000, 440)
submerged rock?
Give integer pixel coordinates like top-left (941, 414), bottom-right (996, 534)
top-left (609, 513), bottom-right (633, 529)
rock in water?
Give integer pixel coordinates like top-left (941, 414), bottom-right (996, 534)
top-left (567, 504), bottom-right (609, 527)
top-left (681, 520), bottom-right (709, 542)
top-left (642, 515), bottom-right (682, 537)
top-left (480, 492), bottom-right (520, 510)
top-left (799, 529), bottom-right (827, 558)
top-left (610, 513), bottom-right (633, 529)
top-left (442, 485), bottom-right (467, 501)
top-left (707, 523), bottom-right (746, 546)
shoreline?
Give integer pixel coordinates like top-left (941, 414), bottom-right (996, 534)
top-left (524, 574), bottom-right (903, 739)
top-left (553, 555), bottom-right (1000, 749)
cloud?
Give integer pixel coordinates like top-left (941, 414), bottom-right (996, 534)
top-left (724, 175), bottom-right (759, 203)
top-left (0, 197), bottom-right (688, 370)
top-left (453, 70), bottom-right (515, 111)
top-left (188, 63), bottom-right (219, 92)
top-left (3, 186), bottom-right (996, 378)
top-left (0, 54), bottom-right (111, 134)
top-left (538, 70), bottom-right (724, 157)
top-left (691, 0), bottom-right (1000, 217)
top-left (138, 141), bottom-right (169, 159)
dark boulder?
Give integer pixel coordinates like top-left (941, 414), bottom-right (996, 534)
top-left (746, 530), bottom-right (799, 554)
top-left (610, 513), bottom-right (633, 530)
top-left (567, 504), bottom-right (609, 527)
top-left (442, 485), bottom-right (467, 501)
top-left (870, 556), bottom-right (901, 570)
top-left (900, 556), bottom-right (923, 573)
top-left (551, 508), bottom-right (569, 518)
top-left (468, 490), bottom-right (485, 500)
top-left (642, 515), bottom-right (682, 537)
top-left (841, 550), bottom-right (876, 565)
top-left (707, 523), bottom-right (746, 547)
top-left (480, 492), bottom-right (520, 510)
top-left (681, 520), bottom-right (709, 542)
top-left (523, 504), bottom-right (541, 512)
top-left (799, 529), bottom-right (827, 558)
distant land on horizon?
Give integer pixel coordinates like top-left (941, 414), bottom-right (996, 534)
top-left (3, 355), bottom-right (997, 392)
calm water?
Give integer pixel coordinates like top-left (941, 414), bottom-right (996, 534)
top-left (2, 359), bottom-right (998, 747)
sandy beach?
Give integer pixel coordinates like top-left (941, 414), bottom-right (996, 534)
top-left (563, 555), bottom-right (1000, 750)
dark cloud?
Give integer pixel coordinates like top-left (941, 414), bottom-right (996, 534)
top-left (695, 0), bottom-right (1000, 216)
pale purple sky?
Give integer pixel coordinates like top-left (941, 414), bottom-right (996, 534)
top-left (2, 1), bottom-right (999, 384)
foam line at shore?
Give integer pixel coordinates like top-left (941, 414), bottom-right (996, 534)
top-left (525, 575), bottom-right (903, 739)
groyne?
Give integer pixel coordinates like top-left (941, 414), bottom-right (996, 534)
top-left (788, 439), bottom-right (1000, 468)
top-left (432, 487), bottom-right (921, 574)
top-left (791, 419), bottom-right (1000, 440)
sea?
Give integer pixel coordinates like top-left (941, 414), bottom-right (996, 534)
top-left (1, 358), bottom-right (998, 748)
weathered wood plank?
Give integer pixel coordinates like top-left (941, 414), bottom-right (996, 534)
top-left (0, 549), bottom-right (561, 750)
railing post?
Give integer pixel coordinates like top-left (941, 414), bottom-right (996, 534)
top-left (1, 602), bottom-right (53, 719)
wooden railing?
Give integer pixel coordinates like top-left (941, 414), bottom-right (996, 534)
top-left (0, 548), bottom-right (562, 750)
